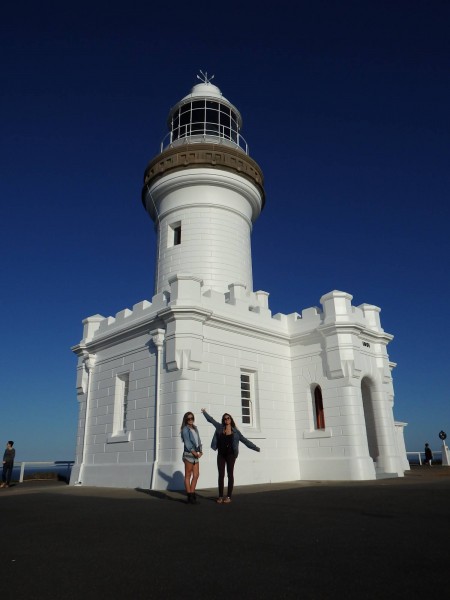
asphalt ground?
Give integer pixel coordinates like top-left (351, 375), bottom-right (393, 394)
top-left (0, 466), bottom-right (449, 600)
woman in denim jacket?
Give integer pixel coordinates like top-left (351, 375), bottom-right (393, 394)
top-left (201, 409), bottom-right (260, 503)
top-left (181, 411), bottom-right (203, 504)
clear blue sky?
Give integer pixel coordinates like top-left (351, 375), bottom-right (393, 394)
top-left (1, 1), bottom-right (449, 461)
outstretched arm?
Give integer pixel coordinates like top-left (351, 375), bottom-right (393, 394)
top-left (238, 431), bottom-right (260, 452)
top-left (201, 408), bottom-right (222, 429)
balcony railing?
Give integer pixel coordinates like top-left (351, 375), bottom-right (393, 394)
top-left (406, 451), bottom-right (441, 465)
top-left (160, 126), bottom-right (249, 155)
top-left (17, 460), bottom-right (74, 482)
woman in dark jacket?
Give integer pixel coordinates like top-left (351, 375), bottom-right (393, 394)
top-left (201, 409), bottom-right (260, 503)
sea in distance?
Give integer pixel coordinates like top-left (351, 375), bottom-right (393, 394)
top-left (7, 462), bottom-right (74, 484)
top-left (406, 450), bottom-right (442, 465)
top-left (4, 452), bottom-right (443, 484)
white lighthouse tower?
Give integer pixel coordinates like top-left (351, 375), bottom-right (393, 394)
top-left (142, 73), bottom-right (264, 295)
top-left (70, 75), bottom-right (408, 489)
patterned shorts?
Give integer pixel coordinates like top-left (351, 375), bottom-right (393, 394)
top-left (183, 451), bottom-right (199, 464)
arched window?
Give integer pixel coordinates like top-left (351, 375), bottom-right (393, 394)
top-left (314, 386), bottom-right (325, 430)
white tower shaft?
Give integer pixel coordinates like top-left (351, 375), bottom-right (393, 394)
top-left (145, 165), bottom-right (263, 294)
top-left (142, 80), bottom-right (265, 295)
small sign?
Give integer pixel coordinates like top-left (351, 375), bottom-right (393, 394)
top-left (439, 430), bottom-right (447, 440)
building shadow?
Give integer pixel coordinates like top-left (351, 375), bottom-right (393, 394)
top-left (135, 488), bottom-right (185, 502)
top-left (136, 469), bottom-right (186, 503)
top-left (135, 469), bottom-right (214, 503)
top-left (158, 469), bottom-right (184, 491)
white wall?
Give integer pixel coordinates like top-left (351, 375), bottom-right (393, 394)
top-left (71, 280), bottom-right (408, 489)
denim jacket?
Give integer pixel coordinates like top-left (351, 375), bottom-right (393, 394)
top-left (181, 425), bottom-right (202, 455)
top-left (202, 411), bottom-right (260, 458)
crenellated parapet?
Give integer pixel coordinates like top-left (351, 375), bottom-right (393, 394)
top-left (73, 278), bottom-right (393, 380)
top-left (314, 291), bottom-right (393, 381)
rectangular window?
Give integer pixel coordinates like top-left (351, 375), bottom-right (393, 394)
top-left (206, 108), bottom-right (219, 125)
top-left (180, 111), bottom-right (190, 126)
top-left (174, 225), bottom-right (181, 245)
top-left (191, 108), bottom-right (204, 124)
top-left (113, 373), bottom-right (130, 435)
top-left (168, 221), bottom-right (182, 247)
top-left (240, 372), bottom-right (254, 426)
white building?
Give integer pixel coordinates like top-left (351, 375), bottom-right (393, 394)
top-left (70, 76), bottom-right (408, 489)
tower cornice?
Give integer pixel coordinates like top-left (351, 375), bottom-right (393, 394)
top-left (142, 143), bottom-right (265, 208)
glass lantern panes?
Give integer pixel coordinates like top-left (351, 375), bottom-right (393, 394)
top-left (170, 100), bottom-right (240, 145)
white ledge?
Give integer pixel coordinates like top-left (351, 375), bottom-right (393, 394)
top-left (107, 432), bottom-right (131, 444)
top-left (303, 429), bottom-right (332, 439)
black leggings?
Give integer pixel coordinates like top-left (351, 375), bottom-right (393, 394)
top-left (2, 463), bottom-right (13, 484)
top-left (217, 453), bottom-right (236, 498)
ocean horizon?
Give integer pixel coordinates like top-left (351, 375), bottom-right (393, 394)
top-left (5, 462), bottom-right (74, 483)
top-left (3, 451), bottom-right (444, 483)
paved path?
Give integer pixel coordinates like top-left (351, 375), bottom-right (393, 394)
top-left (0, 467), bottom-right (449, 599)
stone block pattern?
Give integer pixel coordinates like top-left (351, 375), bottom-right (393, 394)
top-left (71, 278), bottom-right (406, 488)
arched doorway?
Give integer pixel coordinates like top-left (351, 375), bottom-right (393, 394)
top-left (361, 378), bottom-right (379, 461)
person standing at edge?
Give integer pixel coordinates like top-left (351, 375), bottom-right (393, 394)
top-left (181, 412), bottom-right (202, 504)
top-left (201, 409), bottom-right (260, 504)
top-left (1, 441), bottom-right (15, 488)
top-left (424, 442), bottom-right (433, 466)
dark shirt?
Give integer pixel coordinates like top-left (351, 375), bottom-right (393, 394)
top-left (218, 432), bottom-right (234, 456)
top-left (3, 448), bottom-right (15, 464)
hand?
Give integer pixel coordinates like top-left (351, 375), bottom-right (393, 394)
top-left (201, 408), bottom-right (205, 413)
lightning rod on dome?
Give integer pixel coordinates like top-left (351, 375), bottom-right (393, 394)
top-left (197, 70), bottom-right (214, 84)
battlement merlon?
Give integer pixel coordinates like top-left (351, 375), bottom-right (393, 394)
top-left (320, 290), bottom-right (391, 335)
top-left (72, 283), bottom-right (393, 350)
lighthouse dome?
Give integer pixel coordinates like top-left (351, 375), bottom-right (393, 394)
top-left (163, 76), bottom-right (246, 153)
top-left (180, 82), bottom-right (224, 100)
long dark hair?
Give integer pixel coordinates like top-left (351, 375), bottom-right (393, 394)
top-left (221, 413), bottom-right (237, 429)
top-left (180, 412), bottom-right (196, 439)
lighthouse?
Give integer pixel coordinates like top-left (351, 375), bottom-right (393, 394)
top-left (70, 75), bottom-right (409, 489)
top-left (142, 73), bottom-right (265, 295)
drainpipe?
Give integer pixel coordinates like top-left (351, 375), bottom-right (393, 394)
top-left (150, 329), bottom-right (165, 490)
top-left (76, 353), bottom-right (95, 485)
